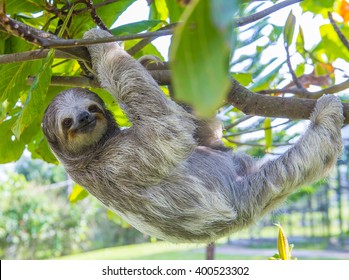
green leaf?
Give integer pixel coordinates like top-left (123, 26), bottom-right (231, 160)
top-left (170, 0), bottom-right (231, 117)
top-left (149, 0), bottom-right (169, 21)
top-left (69, 184), bottom-right (89, 203)
top-left (111, 20), bottom-right (165, 36)
top-left (125, 40), bottom-right (164, 60)
top-left (28, 132), bottom-right (58, 164)
top-left (264, 118), bottom-right (272, 153)
top-left (300, 0), bottom-right (335, 16)
top-left (296, 26), bottom-right (305, 50)
top-left (165, 0), bottom-right (185, 22)
top-left (210, 0), bottom-right (239, 30)
top-left (12, 49), bottom-right (54, 139)
top-left (295, 63), bottom-right (305, 77)
top-left (93, 88), bottom-right (131, 127)
top-left (250, 63), bottom-right (284, 91)
top-left (284, 11), bottom-right (296, 47)
top-left (0, 63), bottom-right (23, 103)
top-left (6, 0), bottom-right (43, 14)
top-left (69, 0), bottom-right (136, 37)
top-left (232, 73), bottom-right (253, 86)
top-left (0, 118), bottom-right (26, 163)
top-left (313, 24), bottom-right (349, 62)
top-left (269, 25), bottom-right (283, 43)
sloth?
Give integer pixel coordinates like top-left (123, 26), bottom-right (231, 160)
top-left (43, 28), bottom-right (344, 243)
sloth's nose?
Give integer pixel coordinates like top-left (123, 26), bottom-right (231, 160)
top-left (78, 111), bottom-right (92, 124)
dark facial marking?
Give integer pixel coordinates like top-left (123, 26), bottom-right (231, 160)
top-left (62, 118), bottom-right (73, 129)
top-left (88, 104), bottom-right (100, 113)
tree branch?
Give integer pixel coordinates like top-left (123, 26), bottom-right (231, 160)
top-left (0, 49), bottom-right (80, 64)
top-left (27, 75), bottom-right (99, 88)
top-left (228, 79), bottom-right (349, 124)
top-left (27, 69), bottom-right (171, 87)
top-left (26, 69), bottom-right (349, 124)
top-left (0, 15), bottom-right (172, 57)
top-left (2, 0), bottom-right (348, 125)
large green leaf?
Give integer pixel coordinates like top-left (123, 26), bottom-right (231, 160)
top-left (170, 0), bottom-right (234, 117)
top-left (0, 62), bottom-right (27, 104)
top-left (12, 50), bottom-right (54, 139)
top-left (96, 0), bottom-right (137, 27)
top-left (28, 131), bottom-right (58, 164)
top-left (0, 34), bottom-right (39, 108)
top-left (111, 20), bottom-right (165, 35)
top-left (0, 115), bottom-right (40, 163)
top-left (165, 0), bottom-right (185, 22)
top-left (6, 0), bottom-right (43, 14)
top-left (0, 118), bottom-right (26, 163)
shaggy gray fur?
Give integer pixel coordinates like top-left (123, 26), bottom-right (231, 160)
top-left (42, 28), bottom-right (343, 243)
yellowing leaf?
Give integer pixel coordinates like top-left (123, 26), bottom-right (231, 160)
top-left (275, 223), bottom-right (290, 260)
top-left (339, 0), bottom-right (349, 22)
top-left (69, 184), bottom-right (89, 203)
top-left (107, 210), bottom-right (130, 228)
top-left (264, 117), bottom-right (272, 153)
top-left (150, 0), bottom-right (169, 20)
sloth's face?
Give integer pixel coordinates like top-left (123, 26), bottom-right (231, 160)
top-left (59, 98), bottom-right (108, 152)
top-left (43, 89), bottom-right (109, 154)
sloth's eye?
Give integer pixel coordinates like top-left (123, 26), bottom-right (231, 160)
top-left (88, 104), bottom-right (99, 113)
top-left (62, 118), bottom-right (73, 129)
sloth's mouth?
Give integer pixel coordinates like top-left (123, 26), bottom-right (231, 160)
top-left (75, 118), bottom-right (97, 133)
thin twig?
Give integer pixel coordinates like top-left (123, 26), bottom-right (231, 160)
top-left (127, 23), bottom-right (177, 56)
top-left (234, 0), bottom-right (303, 27)
top-left (45, 29), bottom-right (174, 48)
top-left (285, 45), bottom-right (308, 93)
top-left (75, 0), bottom-right (121, 14)
top-left (225, 120), bottom-right (292, 137)
top-left (328, 11), bottom-right (349, 51)
top-left (224, 138), bottom-right (291, 147)
top-left (83, 0), bottom-right (109, 31)
top-left (224, 115), bottom-right (254, 130)
top-left (258, 78), bottom-right (349, 98)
